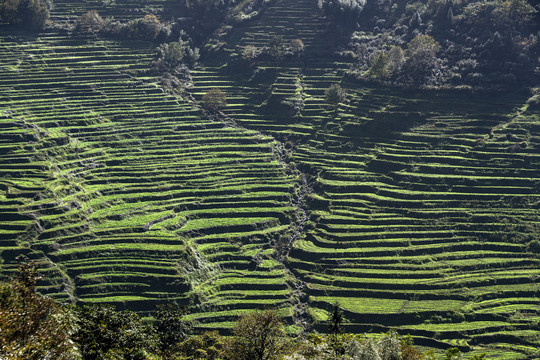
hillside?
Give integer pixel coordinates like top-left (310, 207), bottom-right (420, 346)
top-left (0, 0), bottom-right (539, 358)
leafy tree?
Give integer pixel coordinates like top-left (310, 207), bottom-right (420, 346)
top-left (385, 46), bottom-right (405, 77)
top-left (318, 0), bottom-right (367, 16)
top-left (74, 304), bottom-right (158, 360)
top-left (153, 304), bottom-right (192, 357)
top-left (444, 347), bottom-right (464, 360)
top-left (404, 34), bottom-right (441, 83)
top-left (179, 331), bottom-right (225, 359)
top-left (290, 39), bottom-right (305, 57)
top-left (268, 35), bottom-right (285, 61)
top-left (76, 10), bottom-right (104, 33)
top-left (0, 261), bottom-right (79, 360)
top-left (367, 51), bottom-right (388, 79)
top-left (491, 0), bottom-right (536, 32)
top-left (202, 88), bottom-right (227, 111)
top-left (242, 44), bottom-right (261, 62)
top-left (225, 309), bottom-right (288, 360)
top-left (155, 41), bottom-right (185, 70)
top-left (138, 14), bottom-right (161, 41)
top-left (325, 84), bottom-right (347, 108)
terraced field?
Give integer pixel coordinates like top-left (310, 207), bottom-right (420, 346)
top-left (186, 0), bottom-right (540, 356)
top-left (0, 0), bottom-right (539, 357)
top-left (0, 31), bottom-right (300, 318)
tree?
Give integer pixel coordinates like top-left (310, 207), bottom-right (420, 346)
top-left (0, 0), bottom-right (50, 30)
top-left (76, 10), bottom-right (104, 33)
top-left (242, 44), bottom-right (261, 62)
top-left (491, 0), bottom-right (536, 32)
top-left (202, 88), bottom-right (227, 111)
top-left (290, 39), bottom-right (305, 57)
top-left (404, 34), bottom-right (441, 83)
top-left (268, 35), bottom-right (285, 61)
top-left (325, 84), bottom-right (347, 108)
top-left (155, 41), bottom-right (185, 70)
top-left (74, 304), bottom-right (158, 360)
top-left (138, 14), bottom-right (161, 41)
top-left (444, 347), bottom-right (464, 360)
top-left (179, 331), bottom-right (225, 359)
top-left (225, 310), bottom-right (288, 360)
top-left (367, 51), bottom-right (388, 79)
top-left (0, 261), bottom-right (79, 360)
top-left (385, 46), bottom-right (405, 78)
top-left (328, 302), bottom-right (343, 335)
top-left (153, 304), bottom-right (192, 357)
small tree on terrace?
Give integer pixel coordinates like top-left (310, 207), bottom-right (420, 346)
top-left (242, 44), bottom-right (261, 62)
top-left (139, 13), bottom-right (161, 41)
top-left (202, 88), bottom-right (227, 111)
top-left (325, 83), bottom-right (347, 108)
top-left (290, 38), bottom-right (305, 57)
top-left (76, 10), bottom-right (104, 33)
top-left (268, 35), bottom-right (285, 61)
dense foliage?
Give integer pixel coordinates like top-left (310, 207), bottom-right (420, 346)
top-left (330, 0), bottom-right (539, 89)
top-left (0, 261), bottom-right (78, 359)
top-left (0, 0), bottom-right (50, 29)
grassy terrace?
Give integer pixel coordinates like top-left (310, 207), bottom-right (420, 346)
top-left (0, 31), bottom-right (297, 316)
top-left (184, 0), bottom-right (539, 355)
top-left (0, 0), bottom-right (538, 356)
top-left (287, 86), bottom-right (539, 355)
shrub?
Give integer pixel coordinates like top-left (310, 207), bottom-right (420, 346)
top-left (526, 239), bottom-right (540, 253)
top-left (202, 88), bottom-right (227, 111)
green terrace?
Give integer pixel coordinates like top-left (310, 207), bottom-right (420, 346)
top-left (0, 31), bottom-right (299, 316)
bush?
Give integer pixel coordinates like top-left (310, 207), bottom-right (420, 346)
top-left (202, 88), bottom-right (227, 111)
top-left (526, 239), bottom-right (540, 253)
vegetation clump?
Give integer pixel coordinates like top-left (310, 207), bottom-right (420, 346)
top-left (202, 88), bottom-right (227, 111)
top-left (0, 0), bottom-right (50, 29)
top-left (325, 84), bottom-right (347, 107)
top-left (340, 0), bottom-right (539, 89)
